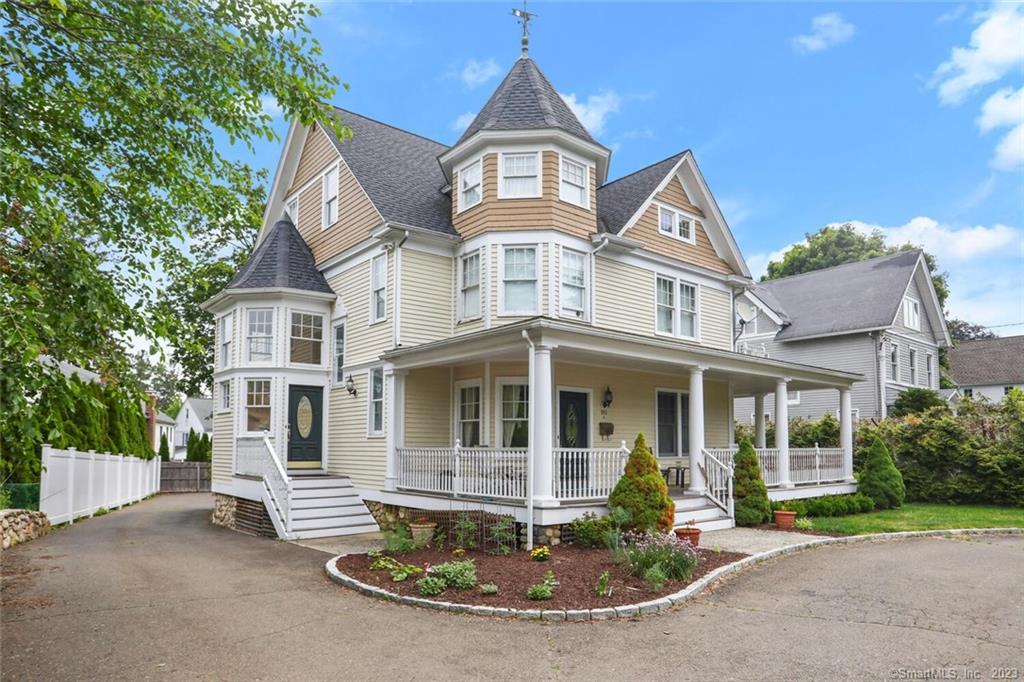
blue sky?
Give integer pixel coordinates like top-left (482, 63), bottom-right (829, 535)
top-left (237, 1), bottom-right (1023, 334)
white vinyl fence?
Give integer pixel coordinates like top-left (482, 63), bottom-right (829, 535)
top-left (40, 444), bottom-right (161, 525)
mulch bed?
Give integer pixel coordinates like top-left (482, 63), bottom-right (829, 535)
top-left (335, 544), bottom-right (748, 610)
top-left (750, 523), bottom-right (847, 537)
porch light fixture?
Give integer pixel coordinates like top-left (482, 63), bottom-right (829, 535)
top-left (345, 374), bottom-right (357, 397)
top-left (602, 386), bottom-right (613, 409)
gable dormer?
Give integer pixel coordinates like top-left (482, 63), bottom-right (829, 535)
top-left (438, 57), bottom-right (611, 241)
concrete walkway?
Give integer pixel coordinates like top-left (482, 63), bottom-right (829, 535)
top-left (702, 526), bottom-right (823, 554)
top-left (3, 493), bottom-right (1022, 680)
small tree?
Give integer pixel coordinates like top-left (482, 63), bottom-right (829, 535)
top-left (198, 433), bottom-right (212, 462)
top-left (732, 438), bottom-right (772, 526)
top-left (858, 437), bottom-right (906, 509)
top-left (158, 433), bottom-right (171, 461)
top-left (890, 388), bottom-right (947, 418)
top-left (608, 434), bottom-right (675, 533)
top-left (185, 429), bottom-right (198, 462)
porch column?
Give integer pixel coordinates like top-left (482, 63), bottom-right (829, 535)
top-left (775, 378), bottom-right (793, 488)
top-left (384, 368), bottom-right (406, 491)
top-left (531, 344), bottom-right (557, 506)
top-left (840, 387), bottom-right (855, 481)
top-left (688, 367), bottom-right (706, 494)
top-left (754, 394), bottom-right (766, 449)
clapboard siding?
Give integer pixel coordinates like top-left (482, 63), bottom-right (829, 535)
top-left (327, 373), bottom-right (385, 488)
top-left (594, 256), bottom-right (656, 335)
top-left (893, 275), bottom-right (942, 344)
top-left (404, 367), bottom-right (451, 447)
top-left (211, 411), bottom-right (234, 485)
top-left (699, 287), bottom-right (732, 351)
top-left (400, 248), bottom-right (453, 346)
top-left (328, 253), bottom-right (393, 368)
top-left (290, 125), bottom-right (338, 191)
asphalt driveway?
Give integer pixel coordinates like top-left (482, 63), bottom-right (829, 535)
top-left (2, 494), bottom-right (1021, 681)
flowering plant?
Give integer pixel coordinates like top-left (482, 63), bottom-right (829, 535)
top-left (622, 531), bottom-right (698, 581)
top-left (529, 546), bottom-right (551, 562)
top-left (452, 547), bottom-right (466, 558)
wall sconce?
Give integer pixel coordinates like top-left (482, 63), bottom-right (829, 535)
top-left (345, 375), bottom-right (358, 397)
top-left (602, 386), bottom-right (614, 409)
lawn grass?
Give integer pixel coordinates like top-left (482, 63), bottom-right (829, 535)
top-left (809, 503), bottom-right (1024, 535)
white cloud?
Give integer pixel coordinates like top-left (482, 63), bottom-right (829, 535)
top-left (717, 198), bottom-right (753, 228)
top-left (559, 90), bottom-right (621, 136)
top-left (930, 4), bottom-right (1024, 105)
top-left (458, 58), bottom-right (500, 89)
top-left (844, 216), bottom-right (1020, 263)
top-left (451, 111), bottom-right (476, 132)
top-left (621, 127), bottom-right (655, 140)
top-left (976, 86), bottom-right (1024, 170)
top-left (260, 95), bottom-right (282, 119)
top-left (991, 121), bottom-right (1024, 171)
top-left (746, 243), bottom-right (798, 280)
top-left (792, 13), bottom-right (856, 53)
top-left (957, 174), bottom-right (997, 211)
top-left (937, 4), bottom-right (969, 24)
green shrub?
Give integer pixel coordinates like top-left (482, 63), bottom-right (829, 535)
top-left (479, 583), bottom-right (498, 595)
top-left (793, 517), bottom-right (814, 531)
top-left (595, 570), bottom-right (611, 597)
top-left (382, 526), bottom-right (417, 553)
top-left (858, 438), bottom-right (906, 509)
top-left (608, 433), bottom-right (675, 532)
top-left (452, 513), bottom-right (479, 549)
top-left (890, 388), bottom-right (948, 418)
top-left (0, 487), bottom-right (12, 510)
top-left (487, 516), bottom-right (515, 555)
top-left (431, 560), bottom-right (477, 590)
top-left (158, 433), bottom-right (170, 461)
top-left (568, 512), bottom-right (612, 548)
top-left (733, 438), bottom-right (772, 525)
top-left (94, 507), bottom-right (109, 516)
top-left (777, 493), bottom-right (879, 518)
top-left (415, 576), bottom-right (446, 597)
top-left (526, 582), bottom-right (553, 600)
top-left (643, 563), bottom-right (668, 592)
top-left (623, 531), bottom-right (699, 582)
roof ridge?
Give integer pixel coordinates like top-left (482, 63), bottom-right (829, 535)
top-left (331, 106), bottom-right (449, 150)
top-left (598, 150), bottom-right (688, 190)
top-left (758, 249), bottom-right (921, 286)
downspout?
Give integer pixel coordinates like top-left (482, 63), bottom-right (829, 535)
top-left (874, 331), bottom-right (887, 419)
top-left (522, 329), bottom-right (535, 551)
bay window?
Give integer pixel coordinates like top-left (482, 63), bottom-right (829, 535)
top-left (219, 379), bottom-right (231, 410)
top-left (501, 245), bottom-right (538, 314)
top-left (289, 312), bottom-right (323, 364)
top-left (245, 379), bottom-right (271, 432)
top-left (460, 252), bottom-right (481, 320)
top-left (247, 309), bottom-right (273, 362)
top-left (322, 166), bottom-right (339, 228)
top-left (368, 367), bottom-right (384, 435)
top-left (458, 158), bottom-right (482, 211)
top-left (456, 382), bottom-right (481, 447)
top-left (560, 248), bottom-right (587, 320)
top-left (500, 152), bottom-right (539, 198)
top-left (371, 254), bottom-right (387, 323)
top-left (219, 314), bottom-right (232, 368)
top-left (560, 156), bottom-right (588, 207)
top-left (499, 381), bottom-right (529, 448)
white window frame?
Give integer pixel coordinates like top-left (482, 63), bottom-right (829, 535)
top-left (218, 379), bottom-right (231, 411)
top-left (788, 391), bottom-right (801, 406)
top-left (333, 321), bottom-right (346, 384)
top-left (457, 157), bottom-right (482, 212)
top-left (925, 353), bottom-right (934, 387)
top-left (246, 308), bottom-right (274, 363)
top-left (494, 378), bottom-right (529, 449)
top-left (654, 202), bottom-right (697, 245)
top-left (498, 244), bottom-right (540, 316)
top-left (655, 388), bottom-right (690, 458)
top-left (654, 274), bottom-right (699, 340)
top-left (454, 379), bottom-right (483, 447)
top-left (909, 348), bottom-right (918, 385)
top-left (458, 251), bottom-right (482, 322)
top-left (285, 195), bottom-right (298, 222)
top-left (558, 154), bottom-right (589, 208)
top-left (244, 378), bottom-right (272, 435)
top-left (835, 408), bottom-right (861, 421)
top-left (903, 298), bottom-right (921, 331)
top-left (559, 246), bottom-right (588, 321)
top-left (963, 388), bottom-right (973, 398)
top-left (367, 367), bottom-right (384, 437)
top-left (497, 151), bottom-right (541, 199)
top-left (322, 164), bottom-right (339, 229)
top-left (288, 311), bottom-right (324, 366)
top-left (888, 342), bottom-right (900, 381)
top-left (370, 254), bottom-right (387, 324)
top-left (218, 313), bottom-right (233, 369)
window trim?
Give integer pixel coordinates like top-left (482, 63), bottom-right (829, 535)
top-left (218, 379), bottom-right (232, 412)
top-left (654, 274), bottom-right (700, 341)
top-left (834, 408), bottom-right (861, 421)
top-left (498, 244), bottom-right (541, 317)
top-left (218, 313), bottom-right (233, 369)
top-left (494, 377), bottom-right (529, 449)
top-left (925, 353), bottom-right (934, 387)
top-left (243, 378), bottom-right (272, 435)
top-left (456, 156), bottom-right (483, 213)
top-left (454, 379), bottom-right (483, 448)
top-left (285, 195), bottom-right (298, 223)
top-left (558, 153), bottom-right (589, 208)
top-left (369, 254), bottom-right (387, 325)
top-left (558, 246), bottom-right (589, 321)
top-left (246, 308), bottom-right (274, 364)
top-left (655, 388), bottom-right (690, 458)
top-left (321, 164), bottom-right (339, 230)
top-left (903, 297), bottom-right (921, 331)
top-left (367, 367), bottom-right (385, 437)
top-left (332, 321), bottom-right (346, 384)
top-left (497, 151), bottom-right (542, 199)
top-left (653, 201), bottom-right (697, 246)
top-left (457, 250), bottom-right (482, 322)
top-left (888, 342), bottom-right (900, 382)
top-left (909, 348), bottom-right (918, 385)
top-left (288, 310), bottom-right (325, 366)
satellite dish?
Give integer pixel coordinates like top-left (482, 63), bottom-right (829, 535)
top-left (736, 298), bottom-right (758, 324)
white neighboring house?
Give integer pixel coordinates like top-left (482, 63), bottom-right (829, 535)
top-left (948, 335), bottom-right (1024, 402)
top-left (155, 411), bottom-right (175, 453)
top-left (173, 397), bottom-right (213, 461)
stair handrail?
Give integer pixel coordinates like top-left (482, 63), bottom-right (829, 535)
top-left (701, 449), bottom-right (734, 517)
top-left (261, 431), bottom-right (292, 534)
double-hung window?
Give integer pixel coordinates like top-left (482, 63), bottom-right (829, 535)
top-left (245, 379), bottom-right (271, 432)
top-left (499, 381), bottom-right (529, 447)
top-left (289, 312), bottom-right (323, 364)
top-left (500, 152), bottom-right (539, 198)
top-left (219, 379), bottom-right (231, 410)
top-left (657, 205), bottom-right (695, 244)
top-left (560, 248), bottom-right (587, 320)
top-left (926, 353), bottom-right (934, 387)
top-left (904, 298), bottom-right (921, 330)
top-left (322, 166), bottom-right (339, 228)
top-left (247, 309), bottom-right (273, 362)
top-left (458, 158), bottom-right (482, 211)
top-left (333, 322), bottom-right (345, 382)
top-left (460, 252), bottom-right (481, 320)
top-left (370, 254), bottom-right (387, 323)
top-left (501, 246), bottom-right (538, 314)
top-left (368, 367), bottom-right (384, 435)
top-left (560, 156), bottom-right (588, 207)
top-left (909, 349), bottom-right (918, 385)
top-left (678, 282), bottom-right (697, 337)
top-left (219, 314), bottom-right (233, 368)
top-left (655, 276), bottom-right (698, 339)
top-left (656, 276), bottom-right (675, 334)
top-left (456, 382), bottom-right (481, 447)
top-left (888, 343), bottom-right (899, 380)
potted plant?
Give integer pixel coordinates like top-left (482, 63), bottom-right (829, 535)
top-left (773, 507), bottom-right (797, 530)
top-left (408, 518), bottom-right (438, 548)
top-left (673, 519), bottom-right (701, 547)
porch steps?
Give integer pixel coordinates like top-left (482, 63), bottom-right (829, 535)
top-left (672, 493), bottom-right (734, 532)
top-left (285, 476), bottom-right (379, 540)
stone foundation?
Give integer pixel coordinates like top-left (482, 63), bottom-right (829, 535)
top-left (1, 509), bottom-right (51, 549)
top-left (211, 494), bottom-right (237, 529)
top-left (519, 523), bottom-right (563, 546)
top-left (364, 501), bottom-right (412, 533)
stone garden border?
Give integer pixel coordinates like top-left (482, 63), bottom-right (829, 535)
top-left (324, 528), bottom-right (1023, 622)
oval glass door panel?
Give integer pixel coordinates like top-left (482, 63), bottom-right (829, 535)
top-left (296, 396), bottom-right (314, 438)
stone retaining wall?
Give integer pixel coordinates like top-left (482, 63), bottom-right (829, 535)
top-left (1, 509), bottom-right (51, 549)
top-left (211, 494), bottom-right (236, 529)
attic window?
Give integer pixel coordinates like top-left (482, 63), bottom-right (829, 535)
top-left (903, 298), bottom-right (920, 331)
top-left (322, 166), bottom-right (339, 228)
top-left (657, 205), bottom-right (696, 245)
top-left (499, 152), bottom-right (540, 198)
top-left (458, 158), bottom-right (482, 212)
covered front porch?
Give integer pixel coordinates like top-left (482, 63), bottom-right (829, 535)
top-left (376, 318), bottom-right (860, 527)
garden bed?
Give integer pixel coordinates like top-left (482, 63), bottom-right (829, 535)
top-left (335, 544), bottom-right (747, 611)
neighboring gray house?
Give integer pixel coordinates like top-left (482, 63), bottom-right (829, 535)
top-left (735, 250), bottom-right (950, 423)
top-left (947, 335), bottom-right (1024, 402)
top-left (173, 396), bottom-right (213, 461)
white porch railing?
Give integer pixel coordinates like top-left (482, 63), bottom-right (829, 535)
top-left (700, 449), bottom-right (734, 516)
top-left (552, 443), bottom-right (629, 501)
top-left (708, 445), bottom-right (845, 487)
top-left (396, 441), bottom-right (528, 500)
top-left (235, 433), bottom-right (292, 535)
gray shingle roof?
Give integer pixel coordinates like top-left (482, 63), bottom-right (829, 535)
top-left (323, 108), bottom-right (456, 235)
top-left (948, 335), bottom-right (1024, 386)
top-left (185, 397), bottom-right (214, 429)
top-left (596, 152), bottom-right (686, 234)
top-left (754, 250), bottom-right (922, 342)
top-left (227, 218), bottom-right (333, 294)
top-left (454, 57), bottom-right (597, 147)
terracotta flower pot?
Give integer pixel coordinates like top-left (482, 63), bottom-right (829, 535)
top-left (674, 526), bottom-right (701, 547)
top-left (774, 510), bottom-right (797, 530)
top-left (408, 520), bottom-right (437, 548)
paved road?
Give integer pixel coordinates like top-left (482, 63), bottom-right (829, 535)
top-left (3, 494), bottom-right (1022, 681)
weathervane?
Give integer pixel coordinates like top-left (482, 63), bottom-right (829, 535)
top-left (511, 2), bottom-right (535, 58)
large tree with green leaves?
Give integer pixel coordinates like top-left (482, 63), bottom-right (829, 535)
top-left (1, 0), bottom-right (347, 481)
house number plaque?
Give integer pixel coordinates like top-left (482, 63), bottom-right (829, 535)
top-left (296, 396), bottom-right (313, 438)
